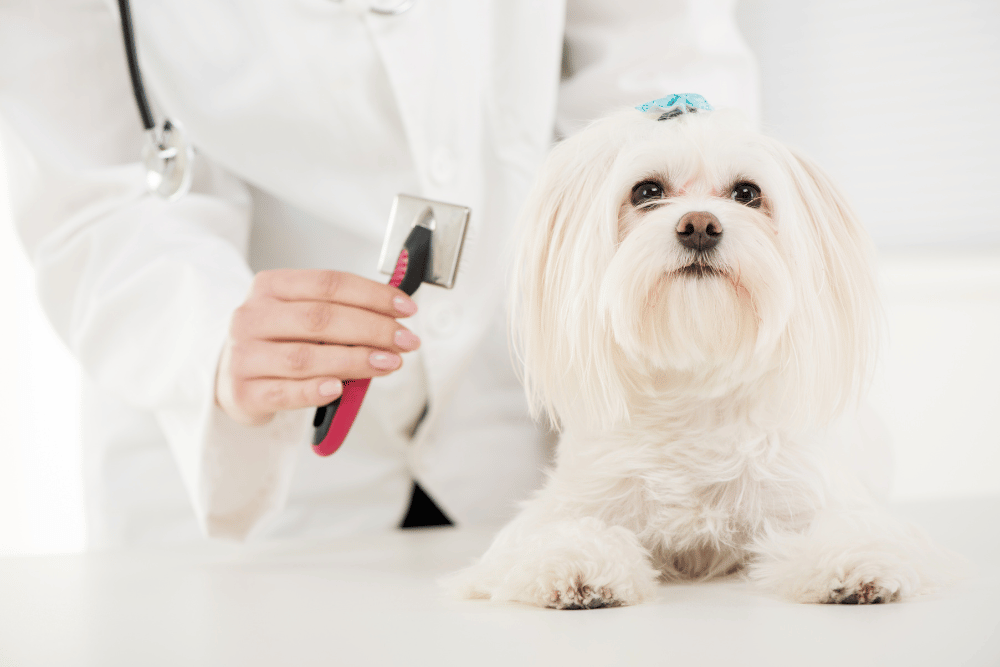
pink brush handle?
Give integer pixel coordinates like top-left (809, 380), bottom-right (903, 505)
top-left (311, 377), bottom-right (372, 457)
top-left (312, 223), bottom-right (430, 457)
top-left (311, 251), bottom-right (407, 456)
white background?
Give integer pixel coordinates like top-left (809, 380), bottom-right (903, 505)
top-left (0, 146), bottom-right (84, 555)
top-left (1, 0), bottom-right (998, 555)
top-left (736, 0), bottom-right (1000, 500)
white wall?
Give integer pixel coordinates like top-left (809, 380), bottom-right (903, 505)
top-left (737, 0), bottom-right (1000, 499)
top-left (737, 0), bottom-right (1000, 248)
top-left (873, 252), bottom-right (1000, 500)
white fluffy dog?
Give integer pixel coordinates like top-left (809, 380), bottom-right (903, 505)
top-left (447, 99), bottom-right (951, 609)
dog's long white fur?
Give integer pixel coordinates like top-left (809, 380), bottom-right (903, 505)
top-left (445, 108), bottom-right (954, 609)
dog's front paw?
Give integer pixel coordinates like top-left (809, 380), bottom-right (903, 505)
top-left (445, 517), bottom-right (659, 609)
top-left (752, 545), bottom-right (916, 604)
top-left (825, 579), bottom-right (896, 605)
top-left (749, 510), bottom-right (957, 604)
top-left (544, 575), bottom-right (623, 610)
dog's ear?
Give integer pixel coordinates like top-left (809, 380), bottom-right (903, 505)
top-left (778, 149), bottom-right (882, 420)
top-left (510, 120), bottom-right (636, 429)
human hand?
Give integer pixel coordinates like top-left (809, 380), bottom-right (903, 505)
top-left (215, 269), bottom-right (420, 426)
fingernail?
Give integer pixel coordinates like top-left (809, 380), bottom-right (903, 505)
top-left (369, 352), bottom-right (401, 371)
top-left (393, 295), bottom-right (418, 316)
top-left (394, 329), bottom-right (421, 351)
top-left (319, 380), bottom-right (342, 397)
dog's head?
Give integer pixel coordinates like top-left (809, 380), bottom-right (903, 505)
top-left (511, 105), bottom-right (880, 431)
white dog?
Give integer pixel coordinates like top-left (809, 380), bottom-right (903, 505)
top-left (447, 97), bottom-right (951, 609)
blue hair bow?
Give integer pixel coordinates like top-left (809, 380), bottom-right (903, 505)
top-left (636, 94), bottom-right (713, 120)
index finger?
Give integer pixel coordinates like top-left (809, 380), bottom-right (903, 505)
top-left (251, 270), bottom-right (418, 317)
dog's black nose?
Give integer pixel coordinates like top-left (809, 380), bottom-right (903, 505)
top-left (675, 211), bottom-right (723, 251)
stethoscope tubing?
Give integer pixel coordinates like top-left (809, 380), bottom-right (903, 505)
top-left (115, 0), bottom-right (415, 200)
top-left (114, 0), bottom-right (416, 137)
top-left (116, 0), bottom-right (155, 131)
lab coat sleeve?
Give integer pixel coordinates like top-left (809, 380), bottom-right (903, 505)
top-left (558, 0), bottom-right (760, 135)
top-left (0, 1), bottom-right (309, 540)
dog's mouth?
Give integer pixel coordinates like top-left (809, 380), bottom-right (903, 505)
top-left (677, 261), bottom-right (723, 278)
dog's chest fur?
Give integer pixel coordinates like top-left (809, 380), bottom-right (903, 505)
top-left (556, 421), bottom-right (822, 579)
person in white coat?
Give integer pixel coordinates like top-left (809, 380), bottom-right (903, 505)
top-left (0, 0), bottom-right (758, 548)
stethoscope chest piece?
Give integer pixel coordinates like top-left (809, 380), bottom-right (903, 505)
top-left (142, 120), bottom-right (194, 201)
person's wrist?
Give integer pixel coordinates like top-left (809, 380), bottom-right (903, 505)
top-left (215, 341), bottom-right (276, 427)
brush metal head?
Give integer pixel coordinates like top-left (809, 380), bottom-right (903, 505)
top-left (378, 194), bottom-right (470, 289)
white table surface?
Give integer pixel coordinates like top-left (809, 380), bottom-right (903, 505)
top-left (1, 498), bottom-right (998, 667)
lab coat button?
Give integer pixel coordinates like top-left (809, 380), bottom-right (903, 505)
top-left (429, 146), bottom-right (455, 185)
top-left (430, 302), bottom-right (460, 336)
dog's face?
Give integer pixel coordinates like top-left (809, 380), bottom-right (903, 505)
top-left (512, 109), bottom-right (880, 430)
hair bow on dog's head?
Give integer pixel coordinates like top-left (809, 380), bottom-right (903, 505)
top-left (636, 94), bottom-right (713, 121)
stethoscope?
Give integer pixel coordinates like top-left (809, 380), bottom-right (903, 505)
top-left (115, 0), bottom-right (416, 200)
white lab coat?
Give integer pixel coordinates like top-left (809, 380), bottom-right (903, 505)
top-left (0, 0), bottom-right (757, 548)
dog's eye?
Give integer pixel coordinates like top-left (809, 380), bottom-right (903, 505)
top-left (631, 180), bottom-right (666, 207)
top-left (730, 182), bottom-right (762, 208)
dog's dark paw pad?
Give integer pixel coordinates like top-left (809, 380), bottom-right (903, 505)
top-left (827, 581), bottom-right (895, 605)
top-left (548, 579), bottom-right (622, 610)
